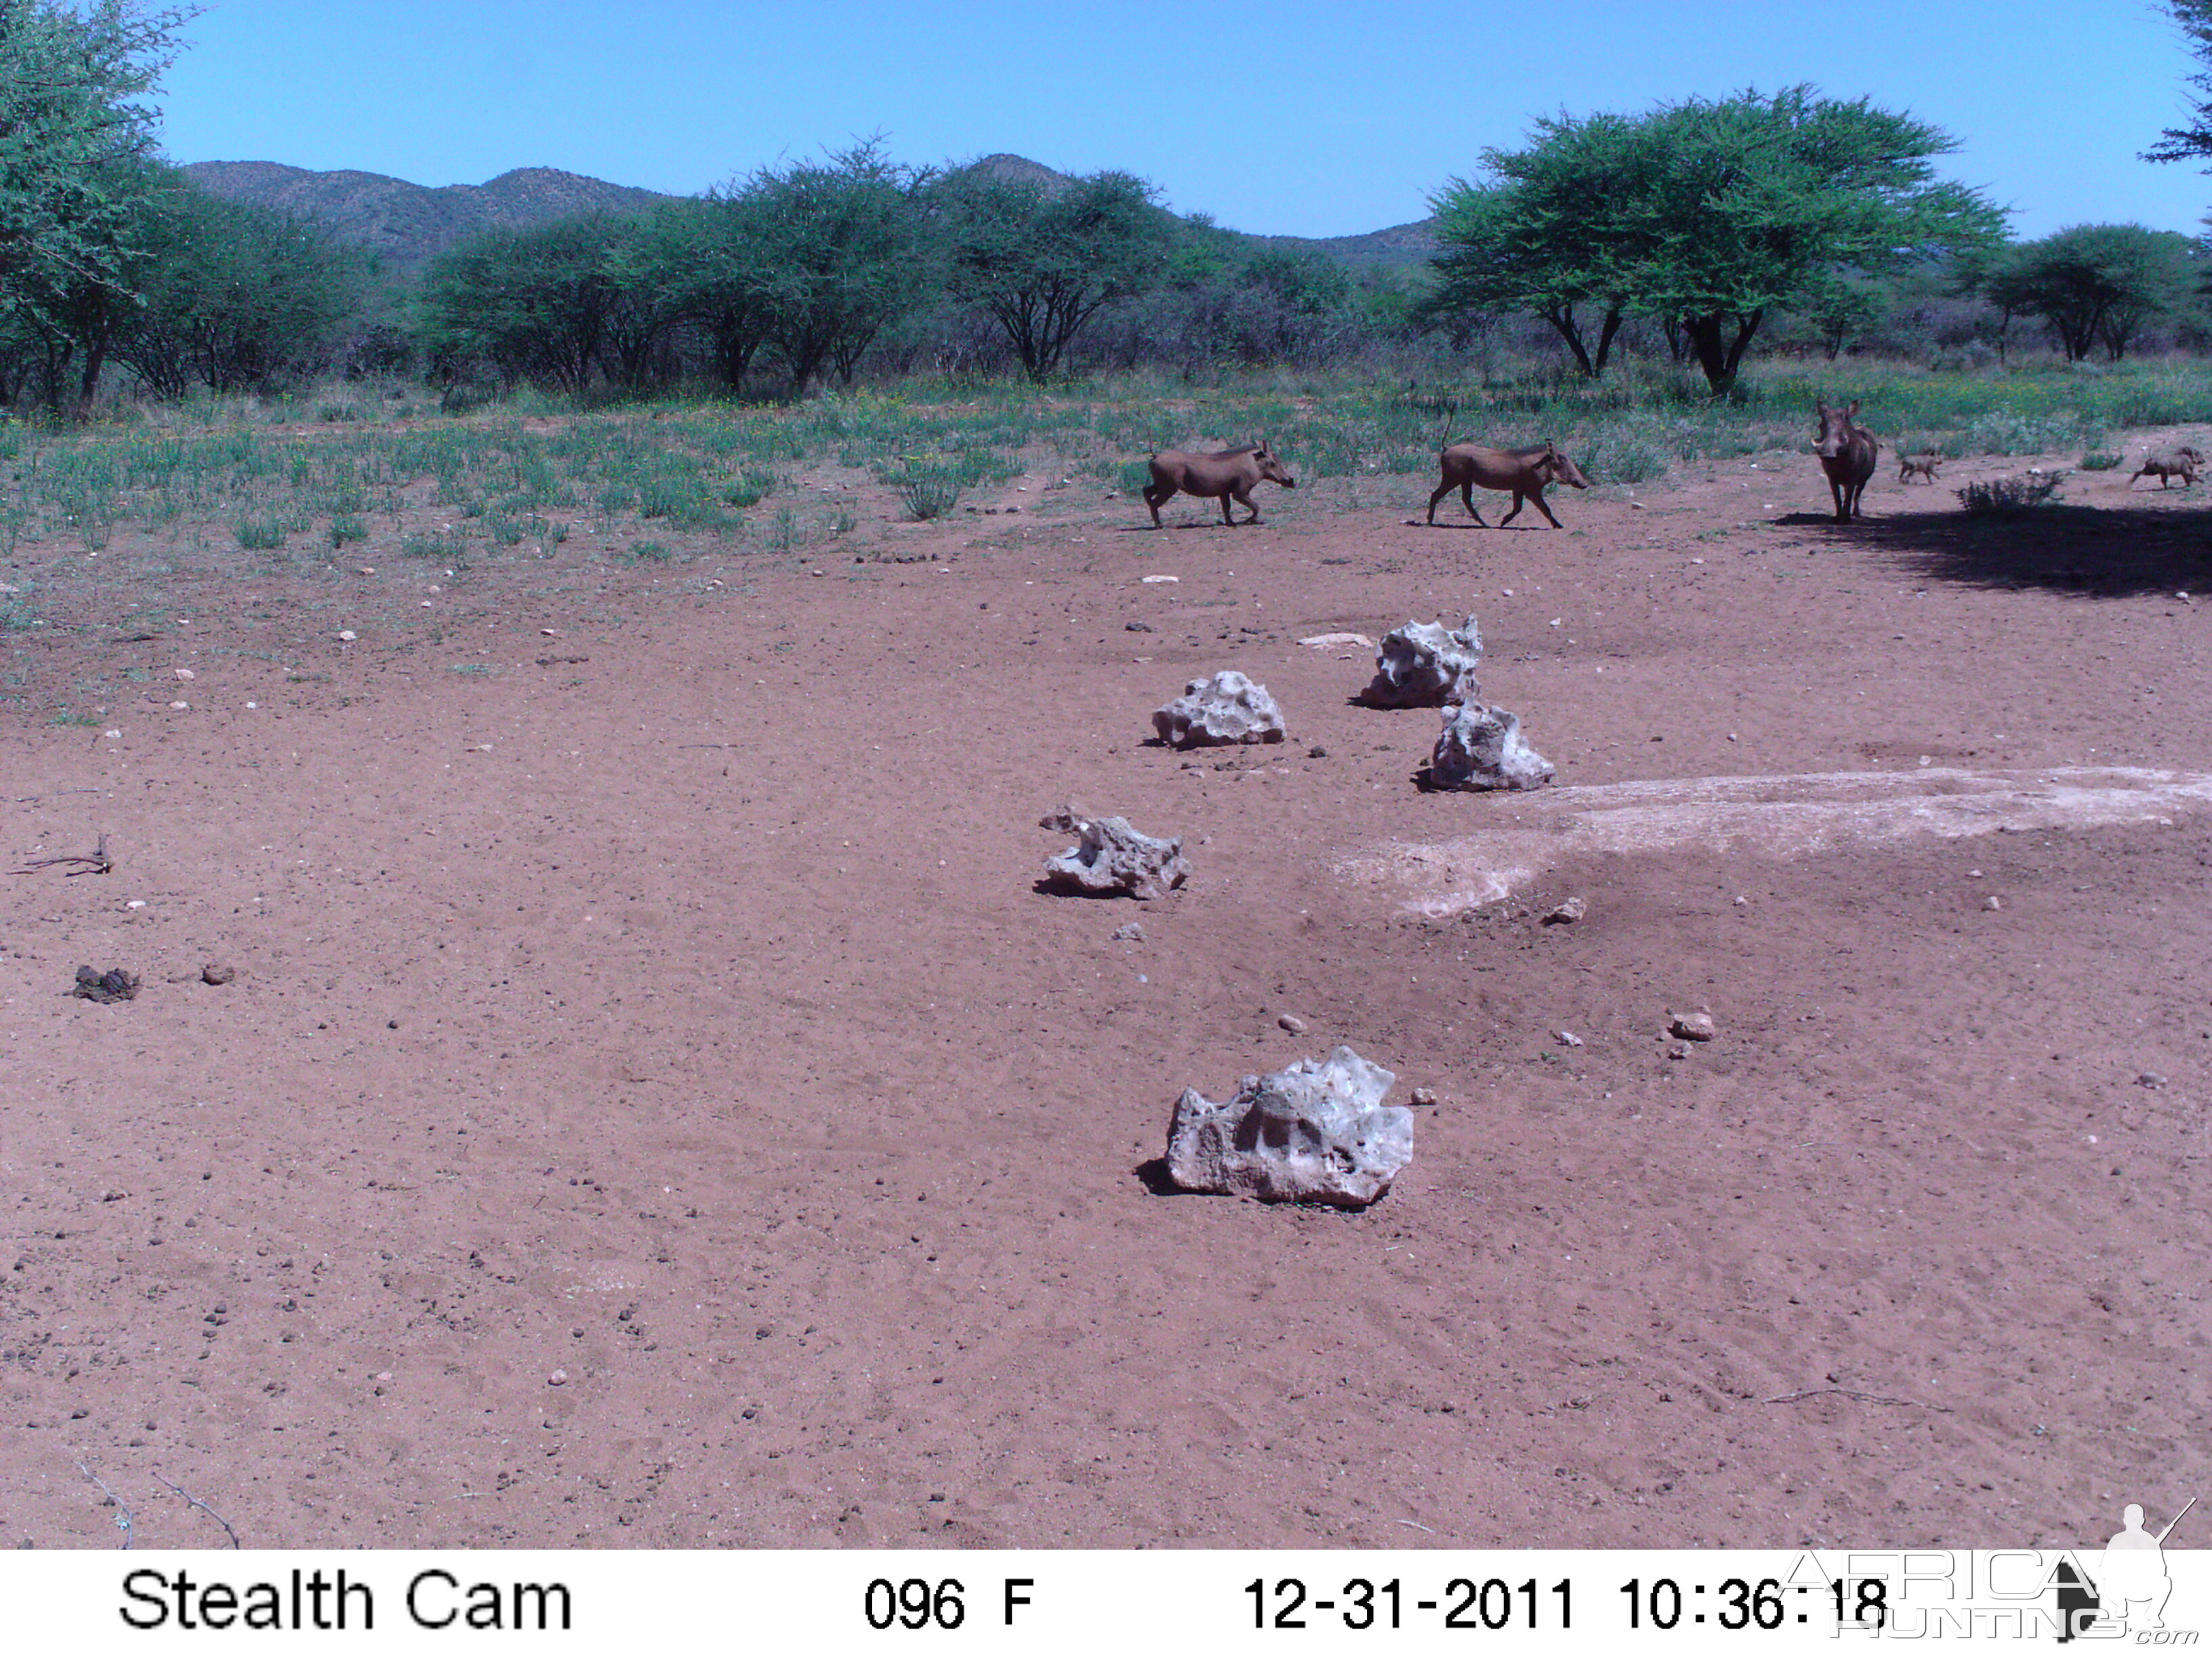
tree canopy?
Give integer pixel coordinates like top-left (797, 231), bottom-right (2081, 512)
top-left (934, 167), bottom-right (1170, 380)
top-left (2144, 0), bottom-right (2212, 167)
top-left (0, 0), bottom-right (191, 409)
top-left (1431, 86), bottom-right (2007, 391)
top-left (1979, 224), bottom-right (2201, 361)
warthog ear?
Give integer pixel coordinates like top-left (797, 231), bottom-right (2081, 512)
top-left (1846, 399), bottom-right (1860, 416)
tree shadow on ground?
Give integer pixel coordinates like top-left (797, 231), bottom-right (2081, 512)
top-left (1823, 504), bottom-right (2212, 598)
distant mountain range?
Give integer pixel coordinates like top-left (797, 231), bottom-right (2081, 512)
top-left (180, 155), bottom-right (1438, 273)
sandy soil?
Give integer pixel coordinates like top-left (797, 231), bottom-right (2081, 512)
top-left (4, 434), bottom-right (2210, 1550)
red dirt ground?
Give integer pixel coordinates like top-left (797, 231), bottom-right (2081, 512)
top-left (3, 438), bottom-right (2209, 1550)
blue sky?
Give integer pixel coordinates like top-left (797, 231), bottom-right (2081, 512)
top-left (157, 0), bottom-right (2212, 241)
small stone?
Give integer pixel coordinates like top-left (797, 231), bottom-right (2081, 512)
top-left (1409, 1086), bottom-right (1438, 1106)
top-left (1125, 621), bottom-right (1153, 632)
top-left (541, 628), bottom-right (561, 638)
top-left (1543, 897), bottom-right (1586, 925)
top-left (169, 700), bottom-right (188, 711)
top-left (1110, 922), bottom-right (1145, 943)
top-left (1298, 631), bottom-right (1376, 651)
top-left (201, 962), bottom-right (234, 985)
top-left (1668, 1010), bottom-right (1717, 1042)
top-left (337, 630), bottom-right (356, 641)
top-left (1983, 895), bottom-right (2003, 911)
top-left (1555, 1031), bottom-right (1584, 1048)
top-left (1277, 1013), bottom-right (1309, 1035)
top-left (547, 1369), bottom-right (568, 1387)
top-left (2137, 1072), bottom-right (2167, 1089)
top-left (172, 668), bottom-right (194, 680)
top-left (1668, 1042), bottom-right (1692, 1059)
top-left (1307, 744), bottom-right (1327, 759)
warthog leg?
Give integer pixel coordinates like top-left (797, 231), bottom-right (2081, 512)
top-left (1500, 487), bottom-right (1563, 529)
top-left (1425, 477), bottom-right (1488, 527)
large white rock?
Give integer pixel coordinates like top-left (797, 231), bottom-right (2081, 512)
top-left (1365, 615), bottom-right (1482, 707)
top-left (1431, 702), bottom-right (1554, 792)
top-left (1166, 1046), bottom-right (1412, 1208)
top-left (1040, 806), bottom-right (1191, 900)
top-left (1153, 670), bottom-right (1286, 748)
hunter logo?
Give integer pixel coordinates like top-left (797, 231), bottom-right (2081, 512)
top-left (2058, 1496), bottom-right (2197, 1642)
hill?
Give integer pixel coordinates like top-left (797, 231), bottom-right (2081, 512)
top-left (180, 162), bottom-right (671, 267)
top-left (181, 155), bottom-right (1439, 274)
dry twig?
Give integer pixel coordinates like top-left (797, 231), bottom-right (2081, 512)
top-left (12, 832), bottom-right (110, 876)
top-left (1763, 1386), bottom-right (1952, 1412)
top-left (74, 1458), bottom-right (133, 1549)
top-left (152, 1469), bottom-right (241, 1548)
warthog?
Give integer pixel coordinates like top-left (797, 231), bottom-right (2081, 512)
top-left (2131, 445), bottom-right (2205, 489)
top-left (1814, 400), bottom-right (1879, 521)
top-left (1898, 452), bottom-right (1942, 484)
top-left (1143, 441), bottom-right (1295, 527)
top-left (1425, 441), bottom-right (1591, 528)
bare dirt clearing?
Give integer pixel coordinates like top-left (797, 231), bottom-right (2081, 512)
top-left (4, 439), bottom-right (2210, 1549)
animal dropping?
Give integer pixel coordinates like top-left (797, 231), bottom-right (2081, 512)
top-left (1153, 670), bottom-right (1286, 748)
top-left (1364, 615), bottom-right (1483, 707)
top-left (1430, 703), bottom-right (1555, 792)
top-left (1166, 1046), bottom-right (1412, 1208)
top-left (1039, 806), bottom-right (1191, 901)
top-left (1427, 441), bottom-right (1590, 528)
top-left (1141, 441), bottom-right (1295, 527)
top-left (73, 966), bottom-right (140, 1003)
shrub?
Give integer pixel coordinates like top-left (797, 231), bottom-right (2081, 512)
top-left (722, 469), bottom-right (775, 508)
top-left (2079, 451), bottom-right (2123, 471)
top-left (1958, 472), bottom-right (2065, 514)
top-left (403, 531), bottom-right (464, 560)
top-left (234, 515), bottom-right (289, 549)
top-left (329, 512), bottom-right (368, 546)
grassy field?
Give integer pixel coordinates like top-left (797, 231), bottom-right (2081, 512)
top-left (3, 356), bottom-right (2209, 650)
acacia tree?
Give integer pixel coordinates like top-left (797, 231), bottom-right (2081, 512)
top-left (0, 0), bottom-right (192, 411)
top-left (114, 184), bottom-right (365, 393)
top-left (935, 167), bottom-right (1168, 380)
top-left (745, 141), bottom-right (924, 391)
top-left (1432, 87), bottom-right (2005, 392)
top-left (2144, 0), bottom-right (2212, 166)
top-left (1428, 111), bottom-right (1645, 377)
top-left (1982, 225), bottom-right (2198, 361)
top-left (625, 193), bottom-right (775, 394)
top-left (424, 216), bottom-right (622, 394)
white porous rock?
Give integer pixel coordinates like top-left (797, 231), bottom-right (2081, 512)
top-left (1040, 806), bottom-right (1191, 901)
top-left (1166, 1046), bottom-right (1412, 1208)
top-left (1365, 615), bottom-right (1483, 707)
top-left (1431, 702), bottom-right (1554, 792)
top-left (1153, 670), bottom-right (1286, 748)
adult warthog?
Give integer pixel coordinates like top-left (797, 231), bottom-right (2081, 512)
top-left (1425, 441), bottom-right (1591, 528)
top-left (1814, 400), bottom-right (1879, 522)
top-left (1143, 441), bottom-right (1295, 527)
top-left (2131, 445), bottom-right (2205, 489)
